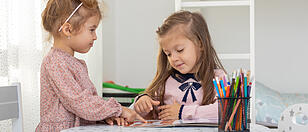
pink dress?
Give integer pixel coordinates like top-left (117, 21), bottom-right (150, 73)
top-left (36, 48), bottom-right (122, 132)
top-left (134, 69), bottom-right (225, 120)
top-left (164, 69), bottom-right (225, 120)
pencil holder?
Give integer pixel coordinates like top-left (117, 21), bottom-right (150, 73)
top-left (218, 97), bottom-right (250, 132)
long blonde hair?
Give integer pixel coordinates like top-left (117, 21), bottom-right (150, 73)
top-left (145, 11), bottom-right (224, 105)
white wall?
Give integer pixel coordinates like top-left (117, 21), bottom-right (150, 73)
top-left (101, 0), bottom-right (116, 84)
top-left (200, 6), bottom-right (250, 73)
top-left (101, 0), bottom-right (308, 93)
top-left (102, 0), bottom-right (174, 88)
top-left (197, 0), bottom-right (308, 94)
top-left (255, 0), bottom-right (308, 93)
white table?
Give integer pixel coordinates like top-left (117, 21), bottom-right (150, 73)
top-left (61, 124), bottom-right (273, 132)
top-left (61, 125), bottom-right (218, 132)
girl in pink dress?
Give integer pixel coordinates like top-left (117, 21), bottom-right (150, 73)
top-left (36, 0), bottom-right (144, 131)
top-left (134, 11), bottom-right (225, 121)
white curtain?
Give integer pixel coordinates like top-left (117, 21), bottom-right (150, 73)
top-left (0, 0), bottom-right (47, 131)
top-left (0, 0), bottom-right (103, 131)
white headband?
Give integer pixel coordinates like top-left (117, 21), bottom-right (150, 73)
top-left (58, 2), bottom-right (83, 32)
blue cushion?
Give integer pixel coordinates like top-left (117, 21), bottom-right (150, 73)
top-left (281, 93), bottom-right (308, 107)
top-left (255, 82), bottom-right (308, 127)
top-left (255, 81), bottom-right (285, 126)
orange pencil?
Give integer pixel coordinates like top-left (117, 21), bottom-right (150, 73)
top-left (235, 106), bottom-right (240, 130)
top-left (226, 85), bottom-right (230, 97)
top-left (225, 99), bottom-right (241, 131)
top-left (239, 103), bottom-right (243, 130)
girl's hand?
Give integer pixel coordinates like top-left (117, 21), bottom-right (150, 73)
top-left (134, 95), bottom-right (160, 114)
top-left (105, 117), bottom-right (127, 126)
top-left (158, 100), bottom-right (181, 120)
top-left (121, 106), bottom-right (147, 123)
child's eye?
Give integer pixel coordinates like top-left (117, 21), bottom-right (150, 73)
top-left (90, 29), bottom-right (96, 32)
top-left (165, 53), bottom-right (171, 57)
top-left (177, 49), bottom-right (184, 52)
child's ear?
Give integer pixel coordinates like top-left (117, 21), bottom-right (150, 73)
top-left (197, 43), bottom-right (204, 52)
top-left (61, 23), bottom-right (72, 37)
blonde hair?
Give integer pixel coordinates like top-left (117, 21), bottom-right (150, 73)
top-left (146, 10), bottom-right (225, 105)
top-left (42, 0), bottom-right (103, 40)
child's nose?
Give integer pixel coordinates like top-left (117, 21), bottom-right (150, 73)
top-left (93, 33), bottom-right (97, 40)
top-left (170, 54), bottom-right (179, 61)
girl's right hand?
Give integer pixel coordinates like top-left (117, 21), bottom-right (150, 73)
top-left (134, 95), bottom-right (160, 114)
top-left (120, 106), bottom-right (146, 123)
top-left (105, 117), bottom-right (127, 126)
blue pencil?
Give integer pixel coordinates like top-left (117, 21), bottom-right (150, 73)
top-left (213, 79), bottom-right (221, 98)
top-left (220, 79), bottom-right (226, 97)
top-left (244, 76), bottom-right (247, 97)
top-left (244, 75), bottom-right (248, 129)
top-left (247, 85), bottom-right (251, 97)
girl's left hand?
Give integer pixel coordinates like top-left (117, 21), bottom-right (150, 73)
top-left (158, 100), bottom-right (181, 120)
top-left (105, 117), bottom-right (128, 126)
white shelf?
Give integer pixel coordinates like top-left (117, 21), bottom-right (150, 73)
top-left (218, 53), bottom-right (250, 60)
top-left (181, 1), bottom-right (250, 8)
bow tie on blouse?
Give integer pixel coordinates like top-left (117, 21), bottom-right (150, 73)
top-left (179, 82), bottom-right (201, 103)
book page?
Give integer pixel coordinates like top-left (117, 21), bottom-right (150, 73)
top-left (126, 118), bottom-right (218, 128)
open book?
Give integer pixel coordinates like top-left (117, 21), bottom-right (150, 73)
top-left (126, 118), bottom-right (218, 128)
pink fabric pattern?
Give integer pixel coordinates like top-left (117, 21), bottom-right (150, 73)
top-left (36, 48), bottom-right (122, 132)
